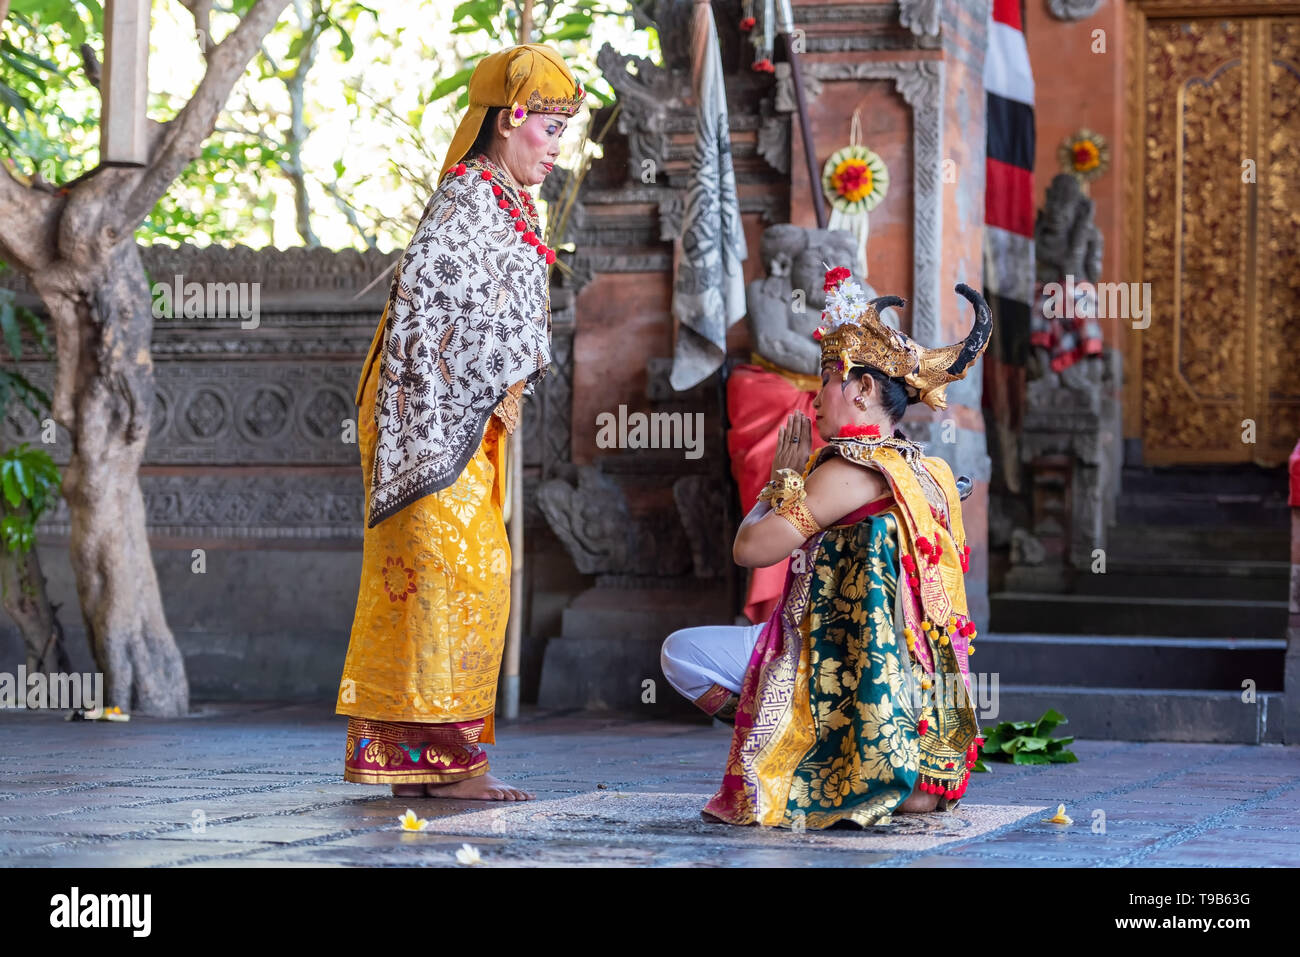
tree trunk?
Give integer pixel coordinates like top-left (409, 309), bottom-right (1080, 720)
top-left (0, 543), bottom-right (71, 675)
top-left (31, 240), bottom-right (189, 716)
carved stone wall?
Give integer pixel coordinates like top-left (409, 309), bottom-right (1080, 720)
top-left (0, 242), bottom-right (572, 701)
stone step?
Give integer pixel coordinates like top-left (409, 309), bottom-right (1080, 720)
top-left (539, 633), bottom-right (704, 718)
top-left (1104, 524), bottom-right (1288, 562)
top-left (1114, 497), bottom-right (1288, 528)
top-left (1118, 464), bottom-right (1286, 498)
top-left (990, 590), bottom-right (1287, 638)
top-left (1067, 559), bottom-right (1288, 601)
top-left (981, 684), bottom-right (1283, 744)
top-left (975, 632), bottom-right (1284, 691)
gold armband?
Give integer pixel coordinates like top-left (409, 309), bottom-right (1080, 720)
top-left (767, 468), bottom-right (821, 539)
top-left (775, 498), bottom-right (821, 539)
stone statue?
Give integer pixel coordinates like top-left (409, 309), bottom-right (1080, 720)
top-left (1031, 173), bottom-right (1104, 382)
top-left (1010, 174), bottom-right (1121, 592)
top-left (746, 224), bottom-right (900, 375)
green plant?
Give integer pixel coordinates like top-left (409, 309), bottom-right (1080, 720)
top-left (0, 441), bottom-right (61, 553)
top-left (0, 279), bottom-right (61, 560)
top-left (973, 708), bottom-right (1078, 770)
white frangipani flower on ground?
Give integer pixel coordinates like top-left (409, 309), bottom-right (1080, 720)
top-left (455, 843), bottom-right (484, 865)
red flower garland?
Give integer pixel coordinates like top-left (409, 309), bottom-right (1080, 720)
top-left (449, 162), bottom-right (556, 265)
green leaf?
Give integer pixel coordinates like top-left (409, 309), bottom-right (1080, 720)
top-left (334, 25), bottom-right (354, 60)
top-left (0, 296), bottom-right (21, 360)
top-left (980, 730), bottom-right (1006, 752)
top-left (1, 39), bottom-right (62, 73)
top-left (1011, 752), bottom-right (1051, 765)
top-left (1, 462), bottom-right (21, 508)
top-left (11, 458), bottom-right (31, 498)
top-left (451, 0), bottom-right (484, 20)
top-left (429, 66), bottom-right (474, 102)
top-left (971, 758), bottom-right (990, 773)
top-left (1034, 708), bottom-right (1067, 737)
top-left (542, 23), bottom-right (593, 42)
top-left (1049, 750), bottom-right (1079, 764)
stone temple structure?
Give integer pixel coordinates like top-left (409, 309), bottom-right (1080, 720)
top-left (2, 0), bottom-right (1296, 743)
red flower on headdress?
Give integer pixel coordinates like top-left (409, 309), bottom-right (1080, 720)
top-left (837, 424), bottom-right (881, 439)
top-left (823, 266), bottom-right (851, 292)
top-left (740, 16), bottom-right (756, 30)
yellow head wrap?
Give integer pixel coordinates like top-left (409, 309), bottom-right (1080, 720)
top-left (439, 43), bottom-right (586, 182)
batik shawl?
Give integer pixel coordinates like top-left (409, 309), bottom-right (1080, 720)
top-left (366, 154), bottom-right (551, 527)
top-left (703, 436), bottom-right (980, 828)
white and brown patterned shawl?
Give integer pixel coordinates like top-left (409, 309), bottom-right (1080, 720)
top-left (365, 154), bottom-right (551, 528)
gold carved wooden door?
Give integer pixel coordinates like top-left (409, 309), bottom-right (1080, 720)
top-left (1128, 4), bottom-right (1300, 466)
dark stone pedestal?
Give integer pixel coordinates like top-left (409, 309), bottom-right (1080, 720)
top-left (538, 582), bottom-right (734, 718)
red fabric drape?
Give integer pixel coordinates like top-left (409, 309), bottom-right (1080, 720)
top-left (726, 362), bottom-right (828, 623)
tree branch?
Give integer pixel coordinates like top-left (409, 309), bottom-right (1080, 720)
top-left (179, 0), bottom-right (217, 57)
top-left (79, 42), bottom-right (102, 88)
top-left (110, 0), bottom-right (291, 236)
top-left (0, 162), bottom-right (60, 273)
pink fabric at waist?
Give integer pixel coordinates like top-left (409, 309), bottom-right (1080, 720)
top-left (830, 495), bottom-right (894, 527)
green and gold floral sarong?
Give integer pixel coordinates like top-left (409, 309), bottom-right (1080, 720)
top-left (704, 437), bottom-right (981, 829)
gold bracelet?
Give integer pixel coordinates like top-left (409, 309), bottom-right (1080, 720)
top-left (775, 497), bottom-right (821, 539)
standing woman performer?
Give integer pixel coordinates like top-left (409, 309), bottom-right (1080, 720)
top-left (338, 44), bottom-right (584, 801)
top-left (661, 266), bottom-right (993, 828)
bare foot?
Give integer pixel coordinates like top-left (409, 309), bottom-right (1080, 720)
top-left (424, 773), bottom-right (534, 801)
top-left (896, 786), bottom-right (940, 813)
top-left (391, 783), bottom-right (426, 797)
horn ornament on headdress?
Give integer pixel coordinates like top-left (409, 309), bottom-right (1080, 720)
top-left (811, 267), bottom-right (992, 411)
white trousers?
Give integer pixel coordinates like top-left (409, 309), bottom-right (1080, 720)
top-left (660, 622), bottom-right (765, 702)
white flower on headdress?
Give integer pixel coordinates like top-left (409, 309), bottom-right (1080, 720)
top-left (822, 277), bottom-right (869, 330)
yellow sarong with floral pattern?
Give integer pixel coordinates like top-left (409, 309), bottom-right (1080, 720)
top-left (336, 303), bottom-right (513, 783)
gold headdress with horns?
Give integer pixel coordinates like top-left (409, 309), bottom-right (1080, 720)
top-left (812, 266), bottom-right (992, 411)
